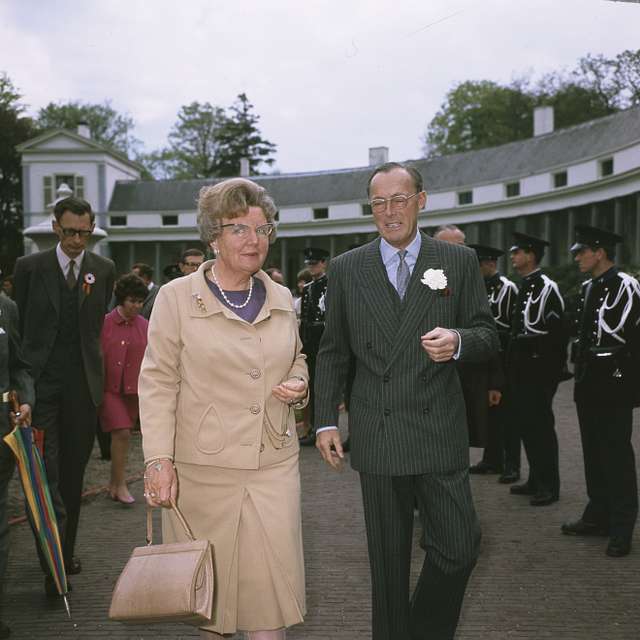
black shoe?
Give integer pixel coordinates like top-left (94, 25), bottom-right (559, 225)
top-left (341, 437), bottom-right (350, 453)
top-left (510, 482), bottom-right (536, 496)
top-left (530, 491), bottom-right (558, 506)
top-left (298, 433), bottom-right (316, 446)
top-left (0, 622), bottom-right (10, 639)
top-left (65, 557), bottom-right (82, 575)
top-left (469, 461), bottom-right (500, 475)
top-left (561, 519), bottom-right (609, 537)
top-left (45, 576), bottom-right (72, 597)
top-left (498, 469), bottom-right (520, 484)
top-left (606, 536), bottom-right (632, 557)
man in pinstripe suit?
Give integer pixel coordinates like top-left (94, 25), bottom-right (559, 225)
top-left (314, 162), bottom-right (499, 640)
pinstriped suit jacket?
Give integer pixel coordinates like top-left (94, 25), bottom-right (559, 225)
top-left (314, 232), bottom-right (499, 476)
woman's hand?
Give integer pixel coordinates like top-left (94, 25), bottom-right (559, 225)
top-left (144, 459), bottom-right (177, 508)
top-left (272, 377), bottom-right (307, 406)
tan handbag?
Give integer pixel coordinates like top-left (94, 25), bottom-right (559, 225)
top-left (109, 497), bottom-right (214, 625)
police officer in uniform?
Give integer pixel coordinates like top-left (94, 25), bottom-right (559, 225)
top-left (299, 247), bottom-right (329, 446)
top-left (508, 233), bottom-right (566, 506)
top-left (468, 245), bottom-right (520, 483)
top-left (561, 225), bottom-right (640, 557)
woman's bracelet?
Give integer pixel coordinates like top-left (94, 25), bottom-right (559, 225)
top-left (144, 458), bottom-right (175, 478)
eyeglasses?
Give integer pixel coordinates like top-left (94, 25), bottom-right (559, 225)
top-left (59, 227), bottom-right (93, 238)
top-left (369, 192), bottom-right (421, 214)
top-left (219, 223), bottom-right (275, 238)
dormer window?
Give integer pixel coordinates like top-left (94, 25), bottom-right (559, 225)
top-left (457, 191), bottom-right (473, 206)
top-left (600, 158), bottom-right (614, 177)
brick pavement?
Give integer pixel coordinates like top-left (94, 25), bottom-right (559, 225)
top-left (3, 381), bottom-right (640, 639)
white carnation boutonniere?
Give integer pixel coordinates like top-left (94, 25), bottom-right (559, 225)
top-left (421, 268), bottom-right (451, 296)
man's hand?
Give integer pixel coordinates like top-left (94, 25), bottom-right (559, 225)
top-left (421, 328), bottom-right (459, 362)
top-left (10, 403), bottom-right (32, 428)
top-left (488, 390), bottom-right (502, 407)
top-left (316, 429), bottom-right (344, 471)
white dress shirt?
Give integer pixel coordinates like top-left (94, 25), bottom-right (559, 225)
top-left (56, 243), bottom-right (85, 281)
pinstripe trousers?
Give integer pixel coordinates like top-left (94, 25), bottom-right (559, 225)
top-left (360, 471), bottom-right (481, 640)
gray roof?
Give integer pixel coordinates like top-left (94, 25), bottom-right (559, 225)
top-left (109, 106), bottom-right (640, 212)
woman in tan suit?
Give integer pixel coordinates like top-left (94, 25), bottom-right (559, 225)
top-left (139, 178), bottom-right (308, 640)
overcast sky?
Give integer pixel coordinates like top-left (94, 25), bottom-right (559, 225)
top-left (1, 0), bottom-right (639, 173)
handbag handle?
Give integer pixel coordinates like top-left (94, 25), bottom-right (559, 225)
top-left (146, 497), bottom-right (196, 545)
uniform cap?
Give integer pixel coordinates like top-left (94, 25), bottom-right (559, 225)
top-left (304, 247), bottom-right (330, 263)
top-left (510, 232), bottom-right (550, 253)
top-left (570, 224), bottom-right (623, 254)
top-left (467, 244), bottom-right (504, 261)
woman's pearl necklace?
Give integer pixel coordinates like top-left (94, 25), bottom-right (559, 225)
top-left (210, 265), bottom-right (254, 309)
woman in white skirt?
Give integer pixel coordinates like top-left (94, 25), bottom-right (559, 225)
top-left (139, 178), bottom-right (308, 640)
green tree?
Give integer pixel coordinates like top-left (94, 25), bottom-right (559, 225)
top-left (159, 101), bottom-right (226, 179)
top-left (0, 73), bottom-right (35, 274)
top-left (423, 49), bottom-right (640, 158)
top-left (36, 100), bottom-right (139, 155)
top-left (212, 93), bottom-right (277, 177)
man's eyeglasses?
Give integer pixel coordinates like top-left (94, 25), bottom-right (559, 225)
top-left (219, 223), bottom-right (275, 238)
top-left (59, 227), bottom-right (93, 238)
top-left (369, 192), bottom-right (421, 215)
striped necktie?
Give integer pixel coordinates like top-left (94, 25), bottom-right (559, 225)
top-left (396, 250), bottom-right (410, 300)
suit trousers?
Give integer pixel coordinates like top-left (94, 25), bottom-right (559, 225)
top-left (0, 415), bottom-right (15, 614)
top-left (576, 401), bottom-right (638, 538)
top-left (511, 380), bottom-right (559, 496)
top-left (31, 362), bottom-right (97, 568)
top-left (359, 471), bottom-right (480, 640)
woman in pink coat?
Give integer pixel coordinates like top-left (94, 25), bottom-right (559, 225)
top-left (99, 274), bottom-right (149, 503)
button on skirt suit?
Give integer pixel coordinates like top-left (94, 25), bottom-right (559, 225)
top-left (139, 262), bottom-right (308, 634)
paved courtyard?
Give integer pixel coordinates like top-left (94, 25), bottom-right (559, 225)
top-left (3, 380), bottom-right (640, 639)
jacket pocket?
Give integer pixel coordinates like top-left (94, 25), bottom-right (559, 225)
top-left (195, 404), bottom-right (226, 454)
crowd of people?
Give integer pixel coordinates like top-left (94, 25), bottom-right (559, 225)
top-left (0, 161), bottom-right (639, 639)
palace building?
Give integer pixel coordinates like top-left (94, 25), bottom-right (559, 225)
top-left (18, 106), bottom-right (640, 281)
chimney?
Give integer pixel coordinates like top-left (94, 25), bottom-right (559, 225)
top-left (239, 158), bottom-right (250, 177)
top-left (533, 106), bottom-right (554, 137)
top-left (77, 121), bottom-right (91, 138)
top-left (368, 146), bottom-right (389, 166)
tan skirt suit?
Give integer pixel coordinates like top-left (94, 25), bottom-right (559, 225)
top-left (139, 262), bottom-right (308, 634)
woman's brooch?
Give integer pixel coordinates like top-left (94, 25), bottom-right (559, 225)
top-left (192, 292), bottom-right (207, 312)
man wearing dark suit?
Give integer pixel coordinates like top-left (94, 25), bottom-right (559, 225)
top-left (562, 225), bottom-right (640, 557)
top-left (13, 196), bottom-right (115, 591)
top-left (131, 262), bottom-right (160, 320)
top-left (0, 294), bottom-right (34, 638)
top-left (314, 162), bottom-right (499, 640)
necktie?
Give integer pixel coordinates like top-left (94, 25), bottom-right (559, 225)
top-left (66, 260), bottom-right (77, 289)
top-left (396, 250), bottom-right (410, 300)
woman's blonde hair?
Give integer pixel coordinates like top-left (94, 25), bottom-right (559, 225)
top-left (197, 178), bottom-right (278, 245)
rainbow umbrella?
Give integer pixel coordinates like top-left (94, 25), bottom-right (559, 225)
top-left (3, 409), bottom-right (71, 617)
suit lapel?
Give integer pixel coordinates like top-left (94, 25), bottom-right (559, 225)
top-left (357, 239), bottom-right (399, 346)
top-left (387, 233), bottom-right (441, 368)
top-left (40, 249), bottom-right (61, 316)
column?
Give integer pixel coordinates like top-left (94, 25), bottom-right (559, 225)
top-left (635, 194), bottom-right (640, 264)
top-left (614, 198), bottom-right (624, 263)
top-left (128, 242), bottom-right (135, 270)
top-left (541, 213), bottom-right (552, 266)
top-left (329, 235), bottom-right (336, 258)
top-left (590, 203), bottom-right (598, 227)
top-left (280, 237), bottom-right (288, 283)
top-left (154, 242), bottom-right (162, 284)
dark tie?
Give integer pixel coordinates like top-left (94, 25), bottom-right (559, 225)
top-left (396, 250), bottom-right (410, 300)
top-left (66, 260), bottom-right (77, 289)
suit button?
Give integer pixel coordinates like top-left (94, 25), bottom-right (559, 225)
top-left (421, 375), bottom-right (427, 382)
top-left (117, 361), bottom-right (122, 366)
top-left (423, 408), bottom-right (430, 415)
top-left (260, 443), bottom-right (265, 452)
top-left (366, 342), bottom-right (373, 349)
top-left (383, 408), bottom-right (391, 416)
top-left (383, 374), bottom-right (390, 383)
top-left (250, 368), bottom-right (261, 379)
top-left (121, 340), bottom-right (126, 345)
top-left (250, 404), bottom-right (261, 414)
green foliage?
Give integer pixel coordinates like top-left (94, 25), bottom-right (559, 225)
top-left (0, 73), bottom-right (35, 274)
top-left (155, 94), bottom-right (276, 180)
top-left (212, 93), bottom-right (277, 177)
top-left (36, 100), bottom-right (140, 156)
top-left (424, 49), bottom-right (640, 158)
